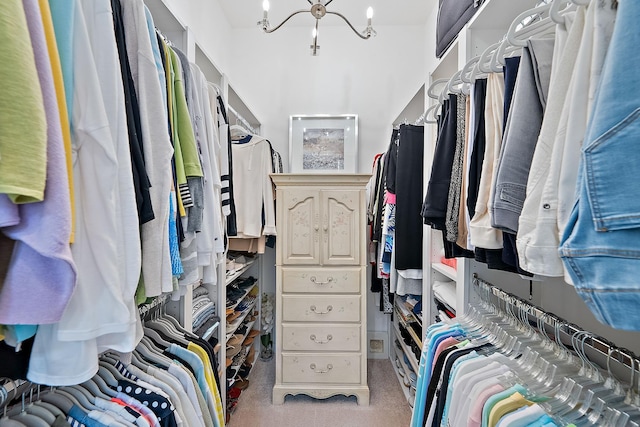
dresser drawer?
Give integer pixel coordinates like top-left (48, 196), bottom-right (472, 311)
top-left (282, 295), bottom-right (360, 322)
top-left (282, 353), bottom-right (361, 384)
top-left (282, 324), bottom-right (361, 351)
top-left (282, 267), bottom-right (362, 294)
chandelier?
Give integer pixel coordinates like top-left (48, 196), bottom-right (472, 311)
top-left (258, 0), bottom-right (377, 56)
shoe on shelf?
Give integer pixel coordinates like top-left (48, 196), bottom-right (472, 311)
top-left (227, 344), bottom-right (242, 358)
top-left (227, 311), bottom-right (241, 323)
top-left (247, 329), bottom-right (260, 338)
top-left (228, 334), bottom-right (243, 346)
top-left (228, 387), bottom-right (242, 400)
top-left (235, 378), bottom-right (250, 390)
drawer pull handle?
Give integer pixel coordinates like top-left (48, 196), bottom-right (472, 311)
top-left (310, 276), bottom-right (334, 285)
top-left (310, 305), bottom-right (333, 315)
top-left (310, 363), bottom-right (333, 374)
top-left (310, 334), bottom-right (333, 344)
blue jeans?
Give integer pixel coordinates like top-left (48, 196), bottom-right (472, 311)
top-left (559, 0), bottom-right (640, 331)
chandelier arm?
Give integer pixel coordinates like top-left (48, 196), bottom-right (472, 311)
top-left (306, 0), bottom-right (313, 4)
top-left (262, 9), bottom-right (310, 33)
top-left (325, 11), bottom-right (370, 39)
top-left (324, 0), bottom-right (334, 6)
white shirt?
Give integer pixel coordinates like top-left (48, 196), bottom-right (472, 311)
top-left (122, 0), bottom-right (175, 296)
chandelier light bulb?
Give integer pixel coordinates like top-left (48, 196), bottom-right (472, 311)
top-left (366, 7), bottom-right (373, 20)
top-left (312, 27), bottom-right (317, 38)
top-left (263, 0), bottom-right (270, 12)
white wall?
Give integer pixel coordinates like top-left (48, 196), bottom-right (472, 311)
top-left (227, 24), bottom-right (426, 173)
top-left (158, 0), bottom-right (232, 73)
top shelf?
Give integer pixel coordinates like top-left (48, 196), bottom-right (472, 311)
top-left (467, 0), bottom-right (541, 32)
top-left (145, 0), bottom-right (185, 35)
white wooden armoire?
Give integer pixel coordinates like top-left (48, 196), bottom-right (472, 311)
top-left (270, 174), bottom-right (370, 406)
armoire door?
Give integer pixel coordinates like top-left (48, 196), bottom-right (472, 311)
top-left (321, 190), bottom-right (361, 265)
top-left (280, 189), bottom-right (321, 265)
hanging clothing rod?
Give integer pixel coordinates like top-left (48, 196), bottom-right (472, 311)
top-left (472, 274), bottom-right (640, 379)
top-left (138, 293), bottom-right (171, 319)
top-left (227, 105), bottom-right (259, 135)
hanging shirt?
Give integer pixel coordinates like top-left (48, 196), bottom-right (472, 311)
top-left (117, 380), bottom-right (178, 427)
top-left (121, 0), bottom-right (175, 297)
top-left (495, 403), bottom-right (547, 427)
top-left (0, 0), bottom-right (47, 204)
top-left (488, 391), bottom-right (534, 427)
top-left (39, 0), bottom-right (75, 242)
top-left (481, 384), bottom-right (529, 427)
top-left (0, 0), bottom-right (76, 326)
top-left (230, 135), bottom-right (277, 238)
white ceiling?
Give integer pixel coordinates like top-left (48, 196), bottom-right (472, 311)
top-left (218, 0), bottom-right (434, 29)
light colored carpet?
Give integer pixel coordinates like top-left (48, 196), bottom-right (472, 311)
top-left (228, 358), bottom-right (412, 427)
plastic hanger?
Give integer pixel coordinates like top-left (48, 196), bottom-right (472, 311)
top-left (5, 389), bottom-right (55, 426)
top-left (135, 337), bottom-right (171, 367)
top-left (62, 386), bottom-right (98, 411)
top-left (549, 0), bottom-right (575, 24)
top-left (4, 391), bottom-right (50, 427)
top-left (147, 318), bottom-right (190, 346)
top-left (460, 56), bottom-right (481, 83)
top-left (95, 365), bottom-right (120, 389)
top-left (36, 390), bottom-right (73, 415)
top-left (427, 78), bottom-right (449, 100)
top-left (477, 41), bottom-right (502, 74)
top-left (79, 380), bottom-right (109, 401)
top-left (421, 104), bottom-right (440, 125)
top-left (143, 327), bottom-right (172, 349)
top-left (506, 4), bottom-right (556, 48)
top-left (85, 376), bottom-right (116, 399)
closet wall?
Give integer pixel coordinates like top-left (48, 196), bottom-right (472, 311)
top-left (420, 0), bottom-right (640, 356)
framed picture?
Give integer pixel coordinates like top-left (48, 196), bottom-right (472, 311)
top-left (289, 114), bottom-right (358, 173)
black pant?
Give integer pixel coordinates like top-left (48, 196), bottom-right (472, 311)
top-left (395, 124), bottom-right (424, 271)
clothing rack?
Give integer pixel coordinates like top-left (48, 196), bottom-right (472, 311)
top-left (472, 275), bottom-right (640, 389)
top-left (228, 105), bottom-right (259, 135)
top-left (137, 293), bottom-right (171, 320)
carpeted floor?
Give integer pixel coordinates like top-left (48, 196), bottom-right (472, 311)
top-left (228, 358), bottom-right (412, 427)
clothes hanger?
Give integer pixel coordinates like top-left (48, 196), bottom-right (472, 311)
top-left (95, 365), bottom-right (120, 388)
top-left (477, 41), bottom-right (502, 74)
top-left (47, 390), bottom-right (85, 413)
top-left (61, 386), bottom-right (98, 411)
top-left (147, 308), bottom-right (191, 345)
top-left (549, 0), bottom-right (576, 24)
top-left (85, 376), bottom-right (116, 399)
top-left (3, 389), bottom-right (49, 427)
top-left (506, 4), bottom-right (557, 48)
top-left (460, 55), bottom-right (481, 83)
top-left (421, 104), bottom-right (440, 125)
top-left (5, 389), bottom-right (55, 426)
top-left (445, 70), bottom-right (465, 95)
top-left (427, 78), bottom-right (449, 100)
top-left (135, 337), bottom-right (171, 368)
top-left (78, 380), bottom-right (109, 401)
top-left (161, 306), bottom-right (198, 339)
top-left (35, 390), bottom-right (73, 416)
top-left (143, 327), bottom-right (172, 349)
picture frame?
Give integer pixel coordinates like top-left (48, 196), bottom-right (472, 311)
top-left (289, 114), bottom-right (358, 173)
